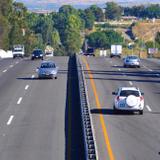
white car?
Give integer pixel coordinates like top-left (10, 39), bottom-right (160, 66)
top-left (112, 87), bottom-right (144, 114)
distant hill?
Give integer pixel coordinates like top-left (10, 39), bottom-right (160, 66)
top-left (16, 0), bottom-right (160, 11)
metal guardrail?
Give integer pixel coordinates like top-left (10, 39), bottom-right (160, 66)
top-left (76, 55), bottom-right (98, 160)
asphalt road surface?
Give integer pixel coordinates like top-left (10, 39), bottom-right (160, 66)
top-left (0, 57), bottom-right (84, 160)
top-left (81, 56), bottom-right (160, 160)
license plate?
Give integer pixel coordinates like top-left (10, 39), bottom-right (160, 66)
top-left (120, 104), bottom-right (125, 108)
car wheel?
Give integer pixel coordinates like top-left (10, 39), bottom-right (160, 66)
top-left (113, 105), bottom-right (119, 113)
top-left (139, 110), bottom-right (143, 115)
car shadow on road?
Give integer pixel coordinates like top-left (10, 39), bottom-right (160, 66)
top-left (83, 69), bottom-right (160, 78)
top-left (86, 77), bottom-right (160, 84)
top-left (65, 55), bottom-right (85, 160)
top-left (90, 108), bottom-right (139, 116)
top-left (16, 77), bottom-right (53, 80)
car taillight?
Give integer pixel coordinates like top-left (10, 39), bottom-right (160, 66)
top-left (140, 96), bottom-right (144, 101)
top-left (116, 96), bottom-right (120, 101)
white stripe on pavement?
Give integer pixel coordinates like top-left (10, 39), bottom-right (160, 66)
top-left (25, 85), bottom-right (29, 90)
top-left (7, 115), bottom-right (14, 125)
top-left (129, 81), bottom-right (133, 86)
top-left (146, 105), bottom-right (152, 112)
top-left (3, 69), bottom-right (7, 73)
top-left (9, 65), bottom-right (14, 68)
top-left (17, 97), bottom-right (23, 105)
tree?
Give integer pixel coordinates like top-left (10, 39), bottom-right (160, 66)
top-left (59, 5), bottom-right (78, 16)
top-left (82, 9), bottom-right (95, 30)
top-left (88, 5), bottom-right (104, 22)
top-left (51, 29), bottom-right (61, 49)
top-left (0, 15), bottom-right (9, 49)
top-left (87, 30), bottom-right (124, 49)
top-left (87, 32), bottom-right (108, 49)
top-left (105, 2), bottom-right (122, 20)
top-left (63, 14), bottom-right (83, 55)
top-left (155, 32), bottom-right (160, 48)
top-left (0, 0), bottom-right (12, 49)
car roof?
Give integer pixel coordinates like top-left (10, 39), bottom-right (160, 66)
top-left (41, 61), bottom-right (55, 64)
top-left (126, 55), bottom-right (139, 58)
top-left (120, 87), bottom-right (139, 91)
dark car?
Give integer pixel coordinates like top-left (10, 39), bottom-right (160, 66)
top-left (83, 48), bottom-right (95, 56)
top-left (31, 49), bottom-right (44, 60)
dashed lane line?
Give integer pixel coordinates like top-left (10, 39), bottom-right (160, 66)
top-left (9, 65), bottom-right (14, 68)
top-left (129, 81), bottom-right (133, 86)
top-left (17, 97), bottom-right (23, 105)
top-left (2, 69), bottom-right (7, 73)
top-left (7, 115), bottom-right (14, 125)
top-left (25, 85), bottom-right (29, 90)
top-left (146, 105), bottom-right (152, 112)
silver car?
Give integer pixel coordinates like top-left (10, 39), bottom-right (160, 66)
top-left (124, 55), bottom-right (140, 68)
top-left (37, 61), bottom-right (58, 79)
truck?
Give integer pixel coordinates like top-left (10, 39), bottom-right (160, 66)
top-left (12, 45), bottom-right (25, 58)
top-left (45, 45), bottom-right (54, 57)
top-left (110, 45), bottom-right (122, 58)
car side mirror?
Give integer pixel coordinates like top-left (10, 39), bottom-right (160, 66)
top-left (112, 92), bottom-right (117, 95)
top-left (141, 92), bottom-right (144, 95)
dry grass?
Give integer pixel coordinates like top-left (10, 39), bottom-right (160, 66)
top-left (132, 20), bottom-right (160, 42)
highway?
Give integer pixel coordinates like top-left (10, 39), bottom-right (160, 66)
top-left (0, 56), bottom-right (159, 160)
top-left (81, 56), bottom-right (160, 160)
top-left (0, 57), bottom-right (84, 160)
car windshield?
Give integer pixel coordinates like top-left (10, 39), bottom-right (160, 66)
top-left (120, 90), bottom-right (140, 97)
top-left (41, 63), bottom-right (56, 68)
top-left (33, 50), bottom-right (43, 55)
top-left (127, 56), bottom-right (138, 59)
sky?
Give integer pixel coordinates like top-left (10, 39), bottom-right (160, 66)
top-left (15, 0), bottom-right (160, 11)
top-left (16, 0), bottom-right (160, 5)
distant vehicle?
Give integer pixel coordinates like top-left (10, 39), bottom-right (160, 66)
top-left (112, 87), bottom-right (144, 114)
top-left (31, 49), bottom-right (44, 60)
top-left (45, 52), bottom-right (54, 57)
top-left (124, 55), bottom-right (140, 68)
top-left (45, 45), bottom-right (54, 57)
top-left (83, 48), bottom-right (95, 56)
top-left (12, 45), bottom-right (25, 58)
top-left (110, 45), bottom-right (122, 58)
top-left (37, 61), bottom-right (58, 79)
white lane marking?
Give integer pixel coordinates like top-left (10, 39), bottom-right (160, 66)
top-left (143, 65), bottom-right (153, 71)
top-left (2, 69), bottom-right (7, 73)
top-left (9, 65), bottom-right (14, 68)
top-left (15, 61), bottom-right (19, 64)
top-left (7, 115), bottom-right (14, 125)
top-left (146, 105), bottom-right (152, 112)
top-left (31, 75), bottom-right (35, 78)
top-left (129, 81), bottom-right (133, 86)
top-left (17, 97), bottom-right (23, 105)
top-left (25, 85), bottom-right (29, 90)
